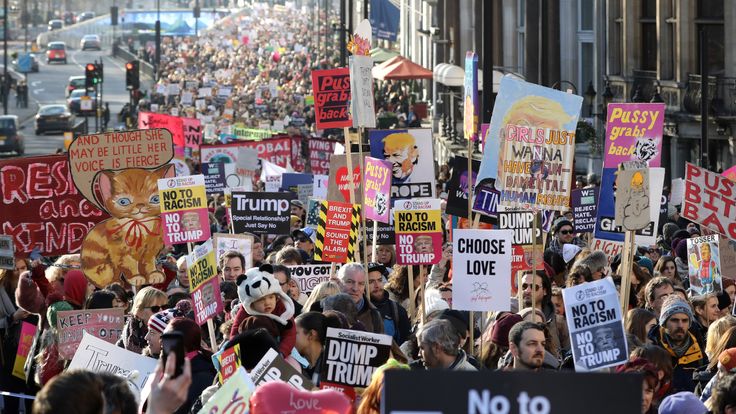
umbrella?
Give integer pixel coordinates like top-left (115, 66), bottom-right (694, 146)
top-left (372, 55), bottom-right (433, 80)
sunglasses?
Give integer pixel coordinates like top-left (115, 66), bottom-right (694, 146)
top-left (296, 237), bottom-right (310, 243)
top-left (559, 230), bottom-right (573, 235)
top-left (521, 283), bottom-right (541, 291)
top-left (146, 305), bottom-right (166, 313)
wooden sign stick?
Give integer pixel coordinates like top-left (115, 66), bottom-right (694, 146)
top-left (356, 127), bottom-right (371, 305)
top-left (408, 265), bottom-right (416, 324)
top-left (343, 127), bottom-right (360, 264)
top-left (619, 230), bottom-right (635, 314)
top-left (531, 213), bottom-right (538, 312)
top-left (466, 138), bottom-right (475, 355)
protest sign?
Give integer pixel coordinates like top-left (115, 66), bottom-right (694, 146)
top-left (571, 187), bottom-right (598, 233)
top-left (604, 103), bottom-right (664, 167)
top-left (477, 76), bottom-right (583, 211)
top-left (186, 239), bottom-right (217, 292)
top-left (309, 139), bottom-right (337, 175)
top-left (499, 212), bottom-right (543, 280)
top-left (365, 219), bottom-right (395, 245)
top-left (217, 344), bottom-right (241, 384)
top-left (213, 233), bottom-right (254, 269)
top-left (69, 332), bottom-right (158, 397)
top-left (452, 229), bottom-right (513, 311)
top-left (687, 234), bottom-right (722, 295)
top-left (306, 199), bottom-right (321, 228)
top-left (197, 367), bottom-right (255, 414)
top-left (12, 322), bottom-right (36, 379)
top-left (287, 263), bottom-right (342, 294)
top-left (563, 277), bottom-right (628, 371)
top-left (327, 154), bottom-right (364, 204)
top-left (202, 162), bottom-right (228, 195)
top-left (363, 157), bottom-right (392, 223)
top-left (319, 328), bottom-right (391, 388)
top-left (158, 175), bottom-right (211, 244)
top-left (138, 112), bottom-right (185, 148)
top-left (192, 276), bottom-right (224, 325)
top-left (311, 68), bottom-right (352, 130)
top-left (230, 191), bottom-right (294, 234)
top-left (251, 348), bottom-right (314, 390)
top-left (463, 51), bottom-right (479, 141)
top-left (349, 55), bottom-right (376, 128)
top-left (0, 235), bottom-right (14, 269)
top-left (594, 167), bottom-right (665, 245)
top-left (446, 156), bottom-right (488, 221)
top-left (314, 201), bottom-right (361, 263)
top-left (591, 238), bottom-right (624, 262)
top-left (394, 198), bottom-right (443, 265)
top-left (369, 129), bottom-right (436, 200)
top-left (614, 168), bottom-right (651, 231)
top-left (382, 370), bottom-right (641, 413)
top-left (56, 308), bottom-right (125, 360)
top-left (682, 163), bottom-right (736, 240)
top-left (313, 175), bottom-right (328, 200)
top-left (200, 137), bottom-right (300, 169)
top-left (472, 182), bottom-right (501, 218)
top-left (281, 173), bottom-right (313, 196)
top-left (0, 155), bottom-right (108, 255)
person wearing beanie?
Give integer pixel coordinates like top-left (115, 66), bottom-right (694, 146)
top-left (479, 312), bottom-right (523, 369)
top-left (144, 309), bottom-right (177, 358)
top-left (649, 295), bottom-right (707, 393)
top-left (658, 391), bottom-right (707, 414)
top-left (546, 218), bottom-right (586, 256)
top-left (673, 239), bottom-right (690, 281)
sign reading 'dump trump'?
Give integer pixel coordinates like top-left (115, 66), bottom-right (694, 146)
top-left (230, 191), bottom-right (294, 234)
top-left (319, 328), bottom-right (391, 388)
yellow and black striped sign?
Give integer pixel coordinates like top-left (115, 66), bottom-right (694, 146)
top-left (315, 200), bottom-right (361, 263)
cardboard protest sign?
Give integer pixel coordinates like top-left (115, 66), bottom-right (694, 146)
top-left (571, 187), bottom-right (598, 233)
top-left (69, 332), bottom-right (158, 397)
top-left (309, 138), bottom-right (337, 175)
top-left (604, 103), bottom-right (664, 167)
top-left (192, 276), bottom-right (223, 325)
top-left (186, 239), bottom-right (217, 292)
top-left (363, 157), bottom-right (392, 223)
top-left (477, 76), bottom-right (583, 210)
top-left (452, 229), bottom-right (513, 311)
top-left (314, 201), bottom-right (361, 263)
top-left (349, 55), bottom-right (376, 128)
top-left (56, 308), bottom-right (124, 360)
top-left (250, 348), bottom-right (314, 390)
top-left (230, 192), bottom-right (294, 234)
top-left (158, 175), bottom-right (210, 245)
top-left (217, 344), bottom-right (240, 384)
top-left (594, 167), bottom-right (665, 246)
top-left (472, 182), bottom-right (501, 218)
top-left (12, 322), bottom-right (36, 379)
top-left (682, 163), bottom-right (736, 240)
top-left (563, 277), bottom-right (628, 371)
top-left (287, 264), bottom-right (342, 294)
top-left (382, 370), bottom-right (641, 413)
top-left (463, 51), bottom-right (479, 141)
top-left (327, 154), bottom-right (364, 204)
top-left (183, 117), bottom-right (202, 149)
top-left (446, 156), bottom-right (489, 222)
top-left (614, 168), bottom-right (650, 231)
top-left (213, 233), bottom-right (254, 269)
top-left (319, 328), bottom-right (391, 388)
top-left (688, 234), bottom-right (722, 295)
top-left (0, 155), bottom-right (107, 255)
top-left (591, 238), bottom-right (624, 262)
top-left (0, 235), bottom-right (14, 269)
top-left (138, 112), bottom-right (185, 148)
top-left (311, 68), bottom-right (352, 130)
top-left (394, 198), bottom-right (443, 265)
top-left (369, 129), bottom-right (435, 200)
top-left (197, 367), bottom-right (255, 414)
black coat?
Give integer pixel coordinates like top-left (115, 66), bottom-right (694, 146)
top-left (176, 352), bottom-right (216, 414)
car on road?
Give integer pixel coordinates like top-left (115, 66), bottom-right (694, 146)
top-left (11, 54), bottom-right (39, 73)
top-left (46, 41), bottom-right (67, 64)
top-left (67, 89), bottom-right (97, 115)
top-left (81, 34), bottom-right (101, 51)
top-left (67, 75), bottom-right (87, 97)
top-left (0, 115), bottom-right (25, 155)
top-left (35, 104), bottom-right (76, 135)
top-left (62, 11), bottom-right (76, 25)
top-left (78, 12), bottom-right (96, 22)
top-left (48, 19), bottom-right (63, 31)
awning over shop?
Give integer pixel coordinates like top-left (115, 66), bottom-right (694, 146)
top-left (372, 55), bottom-right (433, 80)
top-left (370, 47), bottom-right (400, 63)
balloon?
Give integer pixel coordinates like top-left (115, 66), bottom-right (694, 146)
top-left (272, 51), bottom-right (281, 62)
top-left (249, 381), bottom-right (351, 414)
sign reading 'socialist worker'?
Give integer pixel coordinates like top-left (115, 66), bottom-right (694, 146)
top-left (229, 191), bottom-right (294, 235)
top-left (319, 328), bottom-right (391, 388)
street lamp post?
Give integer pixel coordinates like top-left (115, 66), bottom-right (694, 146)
top-left (155, 0), bottom-right (161, 81)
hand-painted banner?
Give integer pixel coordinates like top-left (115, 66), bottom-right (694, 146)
top-left (138, 112), bottom-right (185, 148)
top-left (328, 154), bottom-right (364, 205)
top-left (363, 157), bottom-right (392, 223)
top-left (614, 168), bottom-right (651, 231)
top-left (369, 129), bottom-right (436, 200)
top-left (158, 175), bottom-right (211, 244)
top-left (200, 136), bottom-right (301, 170)
top-left (186, 239), bottom-right (217, 292)
top-left (312, 68), bottom-right (352, 130)
top-left (212, 233), bottom-right (254, 270)
top-left (314, 201), bottom-right (361, 263)
top-left (56, 308), bottom-right (125, 360)
top-left (571, 187), bottom-right (598, 233)
top-left (603, 103), bottom-right (664, 167)
top-left (0, 155), bottom-right (107, 255)
top-left (681, 163), bottom-right (736, 240)
top-left (463, 52), bottom-right (479, 141)
top-left (309, 138), bottom-right (337, 175)
top-left (476, 76), bottom-right (583, 211)
top-left (394, 198), bottom-right (442, 265)
top-left (452, 229), bottom-right (513, 312)
top-left (687, 234), bottom-right (722, 295)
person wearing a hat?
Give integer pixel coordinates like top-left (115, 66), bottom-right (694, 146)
top-left (290, 199), bottom-right (305, 222)
top-left (292, 227), bottom-right (316, 259)
top-left (658, 391), bottom-right (707, 414)
top-left (367, 262), bottom-right (410, 344)
top-left (546, 218), bottom-right (586, 256)
top-left (480, 312), bottom-right (523, 369)
top-left (144, 309), bottom-right (177, 358)
top-left (699, 347), bottom-right (736, 410)
top-left (649, 295), bottom-right (707, 393)
top-left (289, 215), bottom-right (303, 233)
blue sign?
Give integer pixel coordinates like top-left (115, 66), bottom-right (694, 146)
top-left (17, 54), bottom-right (32, 73)
top-left (463, 52), bottom-right (479, 141)
top-left (370, 0), bottom-right (399, 42)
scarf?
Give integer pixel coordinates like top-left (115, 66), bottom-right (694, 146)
top-left (659, 327), bottom-right (704, 366)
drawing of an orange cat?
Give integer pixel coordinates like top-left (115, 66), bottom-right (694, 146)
top-left (82, 164), bottom-right (175, 288)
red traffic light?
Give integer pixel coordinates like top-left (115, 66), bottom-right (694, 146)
top-left (86, 63), bottom-right (96, 71)
top-left (125, 62), bottom-right (134, 70)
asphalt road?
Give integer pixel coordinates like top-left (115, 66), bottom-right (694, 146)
top-left (1, 45), bottom-right (131, 157)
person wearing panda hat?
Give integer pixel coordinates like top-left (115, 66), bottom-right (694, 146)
top-left (230, 264), bottom-right (296, 357)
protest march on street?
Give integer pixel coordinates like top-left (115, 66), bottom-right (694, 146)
top-left (2, 1), bottom-right (736, 414)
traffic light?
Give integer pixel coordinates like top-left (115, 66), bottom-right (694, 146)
top-left (95, 62), bottom-right (103, 83)
top-left (85, 63), bottom-right (96, 89)
top-left (125, 61), bottom-right (139, 90)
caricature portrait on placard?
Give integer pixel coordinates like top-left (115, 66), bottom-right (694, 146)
top-left (369, 129), bottom-right (435, 200)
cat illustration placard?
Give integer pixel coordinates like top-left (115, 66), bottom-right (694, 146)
top-left (158, 175), bottom-right (211, 245)
top-left (614, 168), bottom-right (650, 231)
top-left (68, 129), bottom-right (175, 288)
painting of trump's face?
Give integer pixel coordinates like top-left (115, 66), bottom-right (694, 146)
top-left (382, 133), bottom-right (419, 180)
top-left (182, 212), bottom-right (201, 231)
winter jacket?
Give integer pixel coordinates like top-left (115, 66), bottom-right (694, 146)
top-left (448, 349), bottom-right (477, 371)
top-left (356, 298), bottom-right (385, 334)
top-left (371, 290), bottom-right (411, 344)
top-left (649, 325), bottom-right (708, 393)
top-left (175, 351), bottom-right (216, 414)
top-left (229, 301), bottom-right (296, 357)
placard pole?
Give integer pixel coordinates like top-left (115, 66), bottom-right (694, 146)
top-left (343, 127), bottom-right (360, 264)
top-left (357, 127), bottom-right (370, 305)
top-left (408, 265), bottom-right (416, 324)
top-left (531, 213), bottom-right (538, 312)
top-left (620, 230), bottom-right (635, 314)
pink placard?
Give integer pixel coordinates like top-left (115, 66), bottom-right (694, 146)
top-left (604, 103), bottom-right (664, 168)
top-left (363, 157), bottom-right (392, 223)
top-left (161, 209), bottom-right (211, 245)
top-left (192, 277), bottom-right (223, 325)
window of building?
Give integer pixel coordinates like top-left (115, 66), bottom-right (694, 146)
top-left (578, 0), bottom-right (593, 31)
top-left (696, 0), bottom-right (724, 75)
top-left (640, 0), bottom-right (657, 71)
top-left (517, 0), bottom-right (525, 72)
top-left (610, 0), bottom-right (622, 75)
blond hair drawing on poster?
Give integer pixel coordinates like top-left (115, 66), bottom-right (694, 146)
top-left (689, 240), bottom-right (721, 294)
top-left (382, 132), bottom-right (419, 183)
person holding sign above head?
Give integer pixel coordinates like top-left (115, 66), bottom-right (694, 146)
top-left (417, 319), bottom-right (476, 371)
top-left (339, 263), bottom-right (385, 334)
top-left (648, 295), bottom-right (707, 393)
